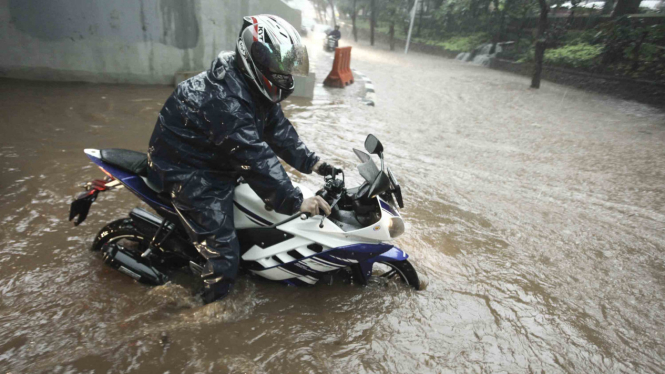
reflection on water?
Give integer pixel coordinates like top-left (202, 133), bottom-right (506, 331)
top-left (1, 37), bottom-right (664, 373)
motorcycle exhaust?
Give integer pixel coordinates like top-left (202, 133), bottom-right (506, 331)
top-left (102, 242), bottom-right (168, 285)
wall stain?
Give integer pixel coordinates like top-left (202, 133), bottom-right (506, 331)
top-left (159, 0), bottom-right (199, 50)
top-left (9, 0), bottom-right (199, 50)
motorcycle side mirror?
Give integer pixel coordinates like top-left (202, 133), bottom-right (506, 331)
top-left (364, 134), bottom-right (383, 155)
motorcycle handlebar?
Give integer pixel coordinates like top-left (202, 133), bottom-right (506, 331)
top-left (299, 210), bottom-right (328, 220)
top-left (318, 162), bottom-right (343, 178)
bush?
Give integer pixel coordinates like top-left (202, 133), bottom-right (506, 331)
top-left (563, 30), bottom-right (599, 46)
top-left (544, 43), bottom-right (603, 69)
top-left (439, 33), bottom-right (491, 52)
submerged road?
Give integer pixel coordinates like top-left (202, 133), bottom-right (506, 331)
top-left (0, 35), bottom-right (664, 373)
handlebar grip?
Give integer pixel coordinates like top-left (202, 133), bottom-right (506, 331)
top-left (300, 210), bottom-right (328, 220)
top-left (318, 162), bottom-right (343, 177)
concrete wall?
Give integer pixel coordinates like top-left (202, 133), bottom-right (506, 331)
top-left (0, 0), bottom-right (301, 84)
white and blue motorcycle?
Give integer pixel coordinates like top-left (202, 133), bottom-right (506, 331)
top-left (69, 134), bottom-right (420, 291)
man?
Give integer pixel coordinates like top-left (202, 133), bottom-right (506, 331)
top-left (327, 25), bottom-right (341, 48)
top-left (147, 15), bottom-right (338, 303)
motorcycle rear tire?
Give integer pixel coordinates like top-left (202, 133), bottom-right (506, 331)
top-left (91, 218), bottom-right (145, 252)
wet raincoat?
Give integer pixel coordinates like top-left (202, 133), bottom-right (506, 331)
top-left (147, 51), bottom-right (319, 301)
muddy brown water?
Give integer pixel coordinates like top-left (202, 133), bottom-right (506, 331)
top-left (1, 37), bottom-right (664, 373)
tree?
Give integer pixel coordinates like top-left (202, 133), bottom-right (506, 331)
top-left (371, 0), bottom-right (376, 46)
top-left (353, 0), bottom-right (358, 41)
top-left (339, 0), bottom-right (366, 42)
top-left (567, 0), bottom-right (582, 25)
top-left (416, 0), bottom-right (425, 37)
top-left (612, 0), bottom-right (642, 17)
top-left (312, 0), bottom-right (329, 22)
top-left (381, 0), bottom-right (410, 50)
top-left (329, 0), bottom-right (338, 27)
top-left (512, 0), bottom-right (536, 51)
top-left (602, 0), bottom-right (615, 14)
top-left (531, 0), bottom-right (549, 88)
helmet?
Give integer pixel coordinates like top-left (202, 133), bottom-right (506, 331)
top-left (235, 15), bottom-right (309, 103)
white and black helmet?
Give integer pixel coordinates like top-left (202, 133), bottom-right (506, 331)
top-left (235, 15), bottom-right (309, 103)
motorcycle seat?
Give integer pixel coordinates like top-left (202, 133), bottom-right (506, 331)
top-left (100, 149), bottom-right (148, 177)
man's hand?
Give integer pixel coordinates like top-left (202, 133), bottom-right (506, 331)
top-left (300, 196), bottom-right (332, 217)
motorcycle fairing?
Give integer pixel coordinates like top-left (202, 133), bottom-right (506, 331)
top-left (244, 240), bottom-right (408, 285)
top-left (233, 182), bottom-right (315, 229)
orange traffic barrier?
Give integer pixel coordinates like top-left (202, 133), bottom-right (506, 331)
top-left (323, 47), bottom-right (354, 88)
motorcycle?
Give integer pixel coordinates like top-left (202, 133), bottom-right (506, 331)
top-left (69, 134), bottom-right (420, 292)
top-left (324, 35), bottom-right (339, 52)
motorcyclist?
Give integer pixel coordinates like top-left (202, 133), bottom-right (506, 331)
top-left (147, 15), bottom-right (339, 303)
top-left (327, 25), bottom-right (341, 48)
top-left (327, 25), bottom-right (341, 40)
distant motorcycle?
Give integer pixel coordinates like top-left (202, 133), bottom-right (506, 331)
top-left (69, 135), bottom-right (420, 292)
top-left (324, 35), bottom-right (339, 52)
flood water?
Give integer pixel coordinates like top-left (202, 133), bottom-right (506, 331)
top-left (1, 36), bottom-right (664, 373)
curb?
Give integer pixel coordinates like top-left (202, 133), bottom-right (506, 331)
top-left (352, 69), bottom-right (376, 107)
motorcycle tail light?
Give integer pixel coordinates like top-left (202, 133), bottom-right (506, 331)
top-left (388, 217), bottom-right (405, 238)
top-left (98, 166), bottom-right (114, 179)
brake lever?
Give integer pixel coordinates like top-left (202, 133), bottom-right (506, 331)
top-left (319, 195), bottom-right (342, 228)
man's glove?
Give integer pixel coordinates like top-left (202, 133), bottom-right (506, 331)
top-left (315, 161), bottom-right (342, 177)
top-left (300, 196), bottom-right (332, 217)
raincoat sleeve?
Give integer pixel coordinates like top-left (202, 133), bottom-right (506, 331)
top-left (210, 98), bottom-right (304, 215)
top-left (264, 103), bottom-right (320, 174)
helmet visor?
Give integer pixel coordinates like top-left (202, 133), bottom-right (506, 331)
top-left (251, 42), bottom-right (309, 77)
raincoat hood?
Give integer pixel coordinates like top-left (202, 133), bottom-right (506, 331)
top-left (208, 51), bottom-right (267, 106)
top-left (210, 51), bottom-right (235, 81)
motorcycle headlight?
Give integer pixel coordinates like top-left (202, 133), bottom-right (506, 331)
top-left (388, 217), bottom-right (405, 238)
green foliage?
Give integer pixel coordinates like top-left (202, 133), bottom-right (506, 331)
top-left (337, 0), bottom-right (370, 16)
top-left (439, 33), bottom-right (492, 51)
top-left (563, 29), bottom-right (599, 45)
top-left (594, 18), bottom-right (665, 66)
top-left (543, 43), bottom-right (603, 68)
top-left (378, 0), bottom-right (409, 23)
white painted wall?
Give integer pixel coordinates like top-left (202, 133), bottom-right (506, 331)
top-left (0, 0), bottom-right (301, 84)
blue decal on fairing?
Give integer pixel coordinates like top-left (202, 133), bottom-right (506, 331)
top-left (257, 244), bottom-right (411, 286)
top-left (379, 200), bottom-right (399, 217)
top-left (371, 246), bottom-right (409, 262)
top-left (258, 242), bottom-right (396, 281)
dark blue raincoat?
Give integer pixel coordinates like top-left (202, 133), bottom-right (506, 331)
top-left (147, 51), bottom-right (319, 301)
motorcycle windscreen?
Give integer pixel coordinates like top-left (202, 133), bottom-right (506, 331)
top-left (357, 157), bottom-right (380, 184)
top-left (251, 42), bottom-right (309, 77)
